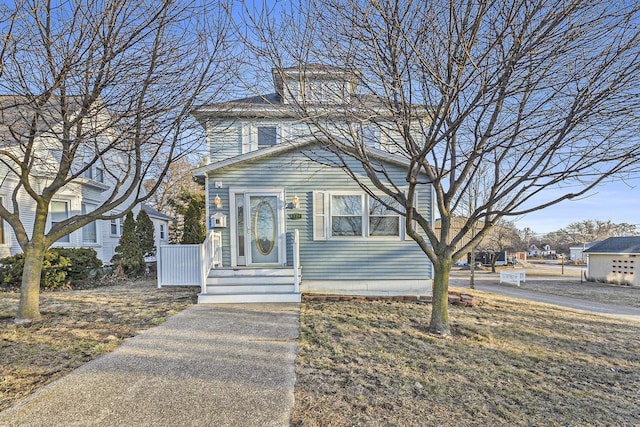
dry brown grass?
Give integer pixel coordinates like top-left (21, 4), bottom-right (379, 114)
top-left (293, 291), bottom-right (640, 426)
top-left (0, 279), bottom-right (198, 411)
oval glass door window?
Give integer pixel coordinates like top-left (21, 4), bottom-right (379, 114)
top-left (254, 201), bottom-right (276, 255)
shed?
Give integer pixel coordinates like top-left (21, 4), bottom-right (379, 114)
top-left (584, 236), bottom-right (640, 286)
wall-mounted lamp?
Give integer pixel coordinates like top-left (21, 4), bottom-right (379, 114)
top-left (214, 194), bottom-right (222, 209)
top-left (292, 194), bottom-right (299, 209)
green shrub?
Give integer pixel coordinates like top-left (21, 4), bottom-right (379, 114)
top-left (50, 248), bottom-right (102, 282)
top-left (0, 251), bottom-right (72, 289)
top-left (111, 211), bottom-right (145, 276)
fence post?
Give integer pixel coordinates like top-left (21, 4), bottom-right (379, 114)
top-left (293, 229), bottom-right (300, 293)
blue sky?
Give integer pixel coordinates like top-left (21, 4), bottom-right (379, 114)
top-left (514, 177), bottom-right (640, 234)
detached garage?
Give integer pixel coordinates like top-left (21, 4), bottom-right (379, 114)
top-left (584, 237), bottom-right (640, 287)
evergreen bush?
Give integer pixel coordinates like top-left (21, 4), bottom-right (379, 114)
top-left (111, 212), bottom-right (145, 276)
top-left (136, 210), bottom-right (156, 257)
top-left (0, 251), bottom-right (71, 289)
top-left (50, 248), bottom-right (102, 282)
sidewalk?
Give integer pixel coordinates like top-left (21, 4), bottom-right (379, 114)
top-left (449, 274), bottom-right (640, 322)
top-left (0, 303), bottom-right (300, 427)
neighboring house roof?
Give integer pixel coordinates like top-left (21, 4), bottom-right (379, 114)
top-left (583, 236), bottom-right (640, 254)
top-left (192, 138), bottom-right (416, 177)
top-left (0, 95), bottom-right (91, 142)
top-left (569, 241), bottom-right (600, 250)
top-left (141, 203), bottom-right (172, 222)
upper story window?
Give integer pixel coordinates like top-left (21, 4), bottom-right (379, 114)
top-left (160, 224), bottom-right (165, 240)
top-left (257, 126), bottom-right (278, 147)
top-left (242, 124), bottom-right (281, 153)
top-left (95, 167), bottom-right (104, 183)
top-left (82, 162), bottom-right (93, 179)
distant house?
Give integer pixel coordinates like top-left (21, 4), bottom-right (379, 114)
top-left (528, 244), bottom-right (556, 258)
top-left (584, 236), bottom-right (640, 286)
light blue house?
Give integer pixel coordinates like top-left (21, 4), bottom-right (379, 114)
top-left (158, 66), bottom-right (434, 303)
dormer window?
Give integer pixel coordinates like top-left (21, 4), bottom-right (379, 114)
top-left (257, 126), bottom-right (278, 147)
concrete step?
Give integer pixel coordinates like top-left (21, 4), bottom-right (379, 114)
top-left (206, 276), bottom-right (298, 286)
top-left (208, 268), bottom-right (296, 278)
top-left (204, 284), bottom-right (296, 294)
top-left (198, 292), bottom-right (301, 304)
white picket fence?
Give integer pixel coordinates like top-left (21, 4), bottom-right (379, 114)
top-left (500, 270), bottom-right (526, 287)
top-left (157, 230), bottom-right (222, 289)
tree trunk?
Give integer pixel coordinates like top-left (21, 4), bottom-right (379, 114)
top-left (15, 244), bottom-right (46, 324)
top-left (430, 257), bottom-right (452, 336)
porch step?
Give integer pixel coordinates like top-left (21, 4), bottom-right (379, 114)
top-left (208, 268), bottom-right (296, 277)
top-left (205, 284), bottom-right (296, 294)
top-left (198, 292), bottom-right (301, 304)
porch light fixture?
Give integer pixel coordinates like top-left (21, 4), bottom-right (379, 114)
top-left (214, 194), bottom-right (222, 209)
top-left (292, 194), bottom-right (299, 209)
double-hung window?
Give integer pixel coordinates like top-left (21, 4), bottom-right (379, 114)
top-left (51, 201), bottom-right (70, 243)
top-left (110, 218), bottom-right (122, 236)
top-left (81, 203), bottom-right (97, 244)
top-left (331, 194), bottom-right (364, 237)
top-left (369, 196), bottom-right (401, 236)
top-left (314, 192), bottom-right (402, 240)
top-left (0, 196), bottom-right (5, 244)
top-left (82, 162), bottom-right (93, 179)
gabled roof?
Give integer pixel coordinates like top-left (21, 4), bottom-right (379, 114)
top-left (569, 241), bottom-right (600, 250)
top-left (584, 236), bottom-right (640, 254)
top-left (192, 139), bottom-right (416, 177)
top-left (0, 95), bottom-right (89, 142)
top-left (141, 203), bottom-right (173, 222)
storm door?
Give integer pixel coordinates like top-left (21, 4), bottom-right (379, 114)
top-left (233, 191), bottom-right (284, 266)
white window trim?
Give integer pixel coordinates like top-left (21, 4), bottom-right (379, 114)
top-left (314, 191), bottom-right (405, 241)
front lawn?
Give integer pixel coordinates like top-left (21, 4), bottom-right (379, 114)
top-left (293, 290), bottom-right (640, 426)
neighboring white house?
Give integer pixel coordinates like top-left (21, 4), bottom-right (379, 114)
top-left (584, 236), bottom-right (640, 286)
top-left (528, 244), bottom-right (556, 257)
top-left (141, 203), bottom-right (172, 253)
top-left (569, 242), bottom-right (600, 263)
top-left (0, 95), bottom-right (165, 264)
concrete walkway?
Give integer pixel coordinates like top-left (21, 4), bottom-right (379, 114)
top-left (0, 303), bottom-right (300, 427)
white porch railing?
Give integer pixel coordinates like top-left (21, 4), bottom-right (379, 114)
top-left (500, 270), bottom-right (526, 287)
top-left (157, 230), bottom-right (222, 292)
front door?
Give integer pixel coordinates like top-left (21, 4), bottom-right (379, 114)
top-left (233, 191), bottom-right (283, 266)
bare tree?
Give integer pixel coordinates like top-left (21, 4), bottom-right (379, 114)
top-left (544, 220), bottom-right (639, 254)
top-left (477, 220), bottom-right (522, 272)
top-left (242, 0), bottom-right (640, 335)
top-left (0, 1), bottom-right (233, 323)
